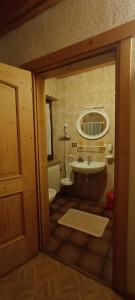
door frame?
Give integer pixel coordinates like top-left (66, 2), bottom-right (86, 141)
top-left (22, 20), bottom-right (134, 296)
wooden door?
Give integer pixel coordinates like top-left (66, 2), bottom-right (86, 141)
top-left (0, 63), bottom-right (38, 276)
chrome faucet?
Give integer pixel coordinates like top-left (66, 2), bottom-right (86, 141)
top-left (87, 155), bottom-right (91, 166)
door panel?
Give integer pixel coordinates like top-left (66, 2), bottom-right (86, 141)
top-left (0, 82), bottom-right (19, 176)
top-left (0, 63), bottom-right (38, 276)
top-left (0, 194), bottom-right (24, 247)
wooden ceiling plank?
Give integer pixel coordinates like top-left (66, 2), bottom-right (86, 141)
top-left (0, 0), bottom-right (62, 37)
top-left (0, 0), bottom-right (47, 25)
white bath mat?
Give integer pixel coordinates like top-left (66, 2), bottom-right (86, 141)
top-left (58, 208), bottom-right (109, 237)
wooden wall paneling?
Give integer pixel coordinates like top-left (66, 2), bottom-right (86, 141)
top-left (35, 76), bottom-right (50, 248)
top-left (113, 38), bottom-right (131, 295)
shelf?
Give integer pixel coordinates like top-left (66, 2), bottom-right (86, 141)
top-left (77, 144), bottom-right (105, 153)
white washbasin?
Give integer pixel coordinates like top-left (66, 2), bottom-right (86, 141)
top-left (70, 161), bottom-right (106, 174)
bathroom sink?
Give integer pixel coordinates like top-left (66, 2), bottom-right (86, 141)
top-left (70, 161), bottom-right (106, 174)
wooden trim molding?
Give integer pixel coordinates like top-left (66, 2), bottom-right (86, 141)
top-left (22, 19), bottom-right (135, 74)
top-left (113, 38), bottom-right (131, 295)
top-left (22, 21), bottom-right (133, 296)
top-left (34, 76), bottom-right (50, 248)
top-left (39, 51), bottom-right (115, 79)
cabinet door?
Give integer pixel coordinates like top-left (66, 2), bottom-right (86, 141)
top-left (0, 63), bottom-right (38, 276)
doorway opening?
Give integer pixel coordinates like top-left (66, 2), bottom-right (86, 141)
top-left (44, 52), bottom-right (115, 286)
top-left (30, 32), bottom-right (131, 295)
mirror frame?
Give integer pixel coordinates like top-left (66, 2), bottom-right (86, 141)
top-left (76, 109), bottom-right (110, 140)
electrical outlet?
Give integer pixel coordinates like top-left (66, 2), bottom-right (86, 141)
top-left (72, 143), bottom-right (77, 147)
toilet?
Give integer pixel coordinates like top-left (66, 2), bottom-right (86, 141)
top-left (48, 188), bottom-right (56, 202)
top-left (48, 163), bottom-right (60, 203)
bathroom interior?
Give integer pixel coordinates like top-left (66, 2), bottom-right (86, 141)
top-left (44, 56), bottom-right (115, 286)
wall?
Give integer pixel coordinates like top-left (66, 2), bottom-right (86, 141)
top-left (45, 64), bottom-right (115, 200)
top-left (0, 0), bottom-right (135, 295)
top-left (0, 0), bottom-right (135, 66)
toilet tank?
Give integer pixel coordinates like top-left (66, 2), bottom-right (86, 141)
top-left (48, 163), bottom-right (60, 192)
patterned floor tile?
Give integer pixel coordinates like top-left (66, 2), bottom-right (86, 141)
top-left (78, 251), bottom-right (104, 276)
top-left (47, 195), bottom-right (113, 285)
top-left (57, 243), bottom-right (82, 264)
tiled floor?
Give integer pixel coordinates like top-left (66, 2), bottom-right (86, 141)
top-left (45, 195), bottom-right (113, 285)
top-left (0, 253), bottom-right (126, 300)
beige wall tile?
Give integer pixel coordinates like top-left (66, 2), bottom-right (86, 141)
top-left (46, 65), bottom-right (115, 198)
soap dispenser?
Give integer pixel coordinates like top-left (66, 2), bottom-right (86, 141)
top-left (106, 143), bottom-right (114, 163)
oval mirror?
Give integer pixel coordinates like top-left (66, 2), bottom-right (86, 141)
top-left (76, 109), bottom-right (110, 140)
